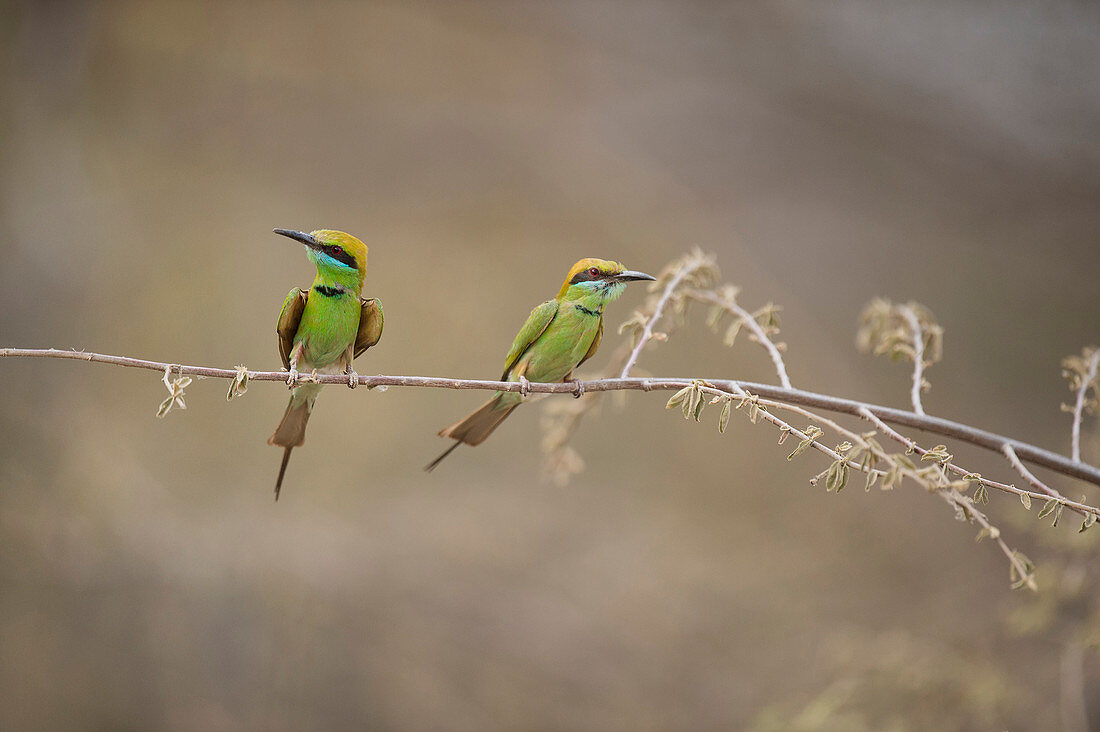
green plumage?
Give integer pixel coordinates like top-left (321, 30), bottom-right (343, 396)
top-left (267, 229), bottom-right (383, 499)
top-left (496, 297), bottom-right (603, 408)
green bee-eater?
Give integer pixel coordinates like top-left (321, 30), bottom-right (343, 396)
top-left (268, 228), bottom-right (384, 499)
top-left (426, 258), bottom-right (654, 471)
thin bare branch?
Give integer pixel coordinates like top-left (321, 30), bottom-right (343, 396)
top-left (760, 400), bottom-right (856, 443)
top-left (898, 304), bottom-right (927, 415)
top-left (858, 299), bottom-right (941, 414)
top-left (936, 482), bottom-right (1035, 590)
top-left (682, 381), bottom-right (1029, 583)
top-left (3, 347), bottom-right (1100, 490)
top-left (1003, 443), bottom-right (1066, 505)
top-left (856, 408), bottom-right (1036, 588)
top-left (693, 381), bottom-right (868, 474)
top-left (858, 407), bottom-right (1096, 519)
top-left (619, 252), bottom-right (713, 378)
top-left (756, 399), bottom-right (889, 484)
top-left (685, 288), bottom-right (793, 389)
top-left (1068, 348), bottom-right (1100, 463)
top-left (754, 393), bottom-right (1026, 580)
top-left (768, 397), bottom-right (1089, 583)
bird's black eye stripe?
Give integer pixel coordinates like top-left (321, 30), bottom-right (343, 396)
top-left (323, 245), bottom-right (358, 269)
top-left (569, 268), bottom-right (603, 284)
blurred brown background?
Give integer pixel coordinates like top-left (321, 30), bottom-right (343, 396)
top-left (2, 1), bottom-right (1099, 729)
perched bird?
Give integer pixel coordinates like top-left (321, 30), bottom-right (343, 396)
top-left (426, 258), bottom-right (654, 471)
top-left (268, 228), bottom-right (383, 499)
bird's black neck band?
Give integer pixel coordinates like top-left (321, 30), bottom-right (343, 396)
top-left (313, 284), bottom-right (348, 298)
top-left (574, 304), bottom-right (602, 317)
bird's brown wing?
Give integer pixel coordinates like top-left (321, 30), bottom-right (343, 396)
top-left (575, 315), bottom-right (603, 371)
top-left (353, 297), bottom-right (384, 359)
top-left (276, 287), bottom-right (309, 369)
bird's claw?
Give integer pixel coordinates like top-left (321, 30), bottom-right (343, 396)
top-left (571, 379), bottom-right (585, 398)
top-left (347, 369), bottom-right (359, 389)
top-left (518, 375), bottom-right (531, 398)
top-left (286, 367), bottom-right (299, 387)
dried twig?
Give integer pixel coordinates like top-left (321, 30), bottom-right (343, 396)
top-left (1065, 347), bottom-right (1100, 463)
top-left (669, 379), bottom-right (1035, 587)
top-left (686, 288), bottom-right (792, 389)
top-left (858, 300), bottom-right (942, 414)
top-left (858, 407), bottom-right (1096, 520)
top-left (857, 408), bottom-right (1036, 589)
top-left (898, 304), bottom-right (927, 415)
top-left (1002, 443), bottom-right (1066, 505)
top-left (619, 251), bottom-right (715, 378)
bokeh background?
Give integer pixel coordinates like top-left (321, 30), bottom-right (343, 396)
top-left (2, 1), bottom-right (1099, 729)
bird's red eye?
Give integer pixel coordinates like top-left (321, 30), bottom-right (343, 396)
top-left (589, 267), bottom-right (599, 277)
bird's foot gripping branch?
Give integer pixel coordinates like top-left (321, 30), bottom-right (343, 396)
top-left (1, 250), bottom-right (1098, 590)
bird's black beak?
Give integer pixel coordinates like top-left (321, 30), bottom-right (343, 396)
top-left (273, 228), bottom-right (322, 250)
top-left (613, 270), bottom-right (657, 283)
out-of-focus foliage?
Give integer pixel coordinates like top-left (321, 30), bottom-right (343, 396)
top-left (858, 299), bottom-right (942, 370)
